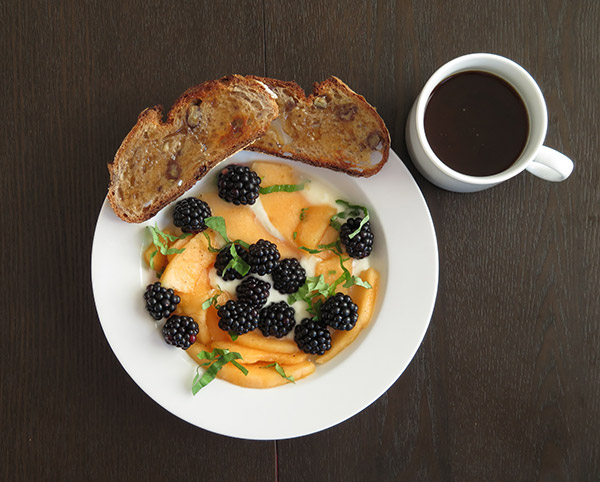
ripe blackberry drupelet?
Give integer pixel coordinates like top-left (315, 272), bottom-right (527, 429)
top-left (272, 258), bottom-right (306, 294)
top-left (218, 164), bottom-right (261, 205)
top-left (340, 217), bottom-right (374, 259)
top-left (320, 292), bottom-right (359, 331)
top-left (172, 197), bottom-right (212, 233)
top-left (236, 276), bottom-right (271, 309)
top-left (144, 282), bottom-right (181, 320)
top-left (294, 319), bottom-right (332, 355)
top-left (215, 243), bottom-right (249, 281)
top-left (258, 301), bottom-right (296, 338)
top-left (247, 239), bottom-right (280, 275)
top-left (162, 316), bottom-right (199, 349)
top-left (217, 300), bottom-right (259, 335)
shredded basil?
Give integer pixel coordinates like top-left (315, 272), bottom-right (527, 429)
top-left (224, 243), bottom-right (251, 277)
top-left (329, 200), bottom-right (370, 239)
top-left (259, 181), bottom-right (308, 194)
top-left (262, 362), bottom-right (295, 383)
top-left (204, 216), bottom-right (231, 243)
top-left (192, 348), bottom-right (248, 394)
top-left (146, 225), bottom-right (192, 271)
top-left (202, 288), bottom-right (223, 310)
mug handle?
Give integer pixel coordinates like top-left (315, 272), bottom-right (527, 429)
top-left (525, 146), bottom-right (574, 182)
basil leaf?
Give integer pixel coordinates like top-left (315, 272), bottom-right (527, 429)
top-left (299, 246), bottom-right (322, 255)
top-left (230, 360), bottom-right (248, 375)
top-left (348, 214), bottom-right (370, 239)
top-left (147, 225), bottom-right (191, 255)
top-left (192, 348), bottom-right (246, 394)
top-left (329, 200), bottom-right (370, 238)
top-left (205, 216), bottom-right (231, 244)
top-left (229, 331), bottom-right (239, 341)
top-left (202, 232), bottom-right (221, 253)
top-left (149, 249), bottom-right (158, 270)
top-left (351, 276), bottom-right (372, 289)
top-left (262, 362), bottom-right (295, 383)
top-left (224, 243), bottom-right (251, 277)
top-left (233, 239), bottom-right (250, 249)
top-left (259, 182), bottom-right (307, 194)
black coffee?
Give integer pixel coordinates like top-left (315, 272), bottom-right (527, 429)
top-left (424, 71), bottom-right (529, 177)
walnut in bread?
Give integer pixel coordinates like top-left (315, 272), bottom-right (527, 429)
top-left (107, 75), bottom-right (279, 223)
top-left (248, 76), bottom-right (390, 177)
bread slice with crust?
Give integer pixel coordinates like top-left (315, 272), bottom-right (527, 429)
top-left (247, 76), bottom-right (390, 177)
top-left (107, 75), bottom-right (279, 223)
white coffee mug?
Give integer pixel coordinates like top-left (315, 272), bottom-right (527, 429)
top-left (405, 53), bottom-right (574, 192)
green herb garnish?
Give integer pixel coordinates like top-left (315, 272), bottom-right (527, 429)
top-left (202, 287), bottom-right (223, 310)
top-left (229, 331), bottom-right (239, 341)
top-left (204, 216), bottom-right (231, 243)
top-left (204, 216), bottom-right (249, 277)
top-left (293, 231), bottom-right (297, 239)
top-left (261, 362), bottom-right (295, 383)
top-left (299, 207), bottom-right (309, 221)
top-left (202, 231), bottom-right (220, 253)
top-left (292, 246), bottom-right (372, 313)
top-left (192, 348), bottom-right (248, 394)
top-left (288, 274), bottom-right (330, 316)
top-left (329, 200), bottom-right (370, 239)
top-left (224, 243), bottom-right (251, 277)
top-left (259, 181), bottom-right (308, 195)
top-left (146, 225), bottom-right (192, 271)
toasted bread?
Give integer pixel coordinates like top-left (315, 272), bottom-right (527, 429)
top-left (248, 76), bottom-right (390, 177)
top-left (107, 75), bottom-right (279, 223)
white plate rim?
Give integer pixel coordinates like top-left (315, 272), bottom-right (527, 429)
top-left (91, 149), bottom-right (438, 440)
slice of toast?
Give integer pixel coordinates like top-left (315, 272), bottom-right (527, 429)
top-left (107, 75), bottom-right (279, 223)
top-left (247, 76), bottom-right (390, 177)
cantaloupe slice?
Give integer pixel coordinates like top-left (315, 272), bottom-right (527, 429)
top-left (160, 233), bottom-right (216, 293)
top-left (316, 267), bottom-right (380, 364)
top-left (205, 303), bottom-right (231, 343)
top-left (187, 343), bottom-right (314, 388)
top-left (315, 255), bottom-right (354, 296)
top-left (144, 226), bottom-right (185, 271)
top-left (252, 162), bottom-right (311, 243)
top-left (174, 279), bottom-right (214, 345)
top-left (144, 243), bottom-right (167, 272)
top-left (212, 360), bottom-right (315, 388)
top-left (212, 340), bottom-right (308, 365)
top-left (200, 191), bottom-right (300, 259)
top-left (235, 330), bottom-right (301, 354)
top-left (166, 237), bottom-right (191, 262)
top-left (294, 205), bottom-right (338, 250)
top-left (186, 340), bottom-right (211, 362)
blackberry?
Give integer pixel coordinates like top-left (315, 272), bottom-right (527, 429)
top-left (173, 197), bottom-right (212, 233)
top-left (217, 164), bottom-right (261, 205)
top-left (320, 292), bottom-right (359, 331)
top-left (272, 258), bottom-right (306, 294)
top-left (143, 282), bottom-right (181, 320)
top-left (247, 239), bottom-right (280, 275)
top-left (236, 276), bottom-right (271, 308)
top-left (340, 217), bottom-right (374, 259)
top-left (294, 319), bottom-right (332, 355)
top-left (258, 301), bottom-right (296, 338)
top-left (215, 243), bottom-right (249, 281)
top-left (217, 300), bottom-right (259, 335)
top-left (162, 315), bottom-right (199, 349)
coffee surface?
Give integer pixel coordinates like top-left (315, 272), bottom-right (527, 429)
top-left (424, 71), bottom-right (529, 176)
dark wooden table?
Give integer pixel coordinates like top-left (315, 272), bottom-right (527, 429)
top-left (2, 1), bottom-right (599, 480)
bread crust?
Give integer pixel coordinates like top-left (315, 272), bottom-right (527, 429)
top-left (247, 76), bottom-right (390, 177)
top-left (107, 75), bottom-right (279, 223)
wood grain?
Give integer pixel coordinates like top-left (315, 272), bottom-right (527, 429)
top-left (0, 1), bottom-right (274, 481)
top-left (1, 0), bottom-right (599, 481)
